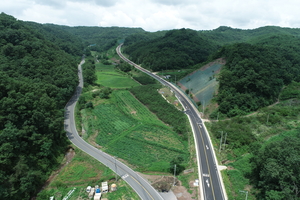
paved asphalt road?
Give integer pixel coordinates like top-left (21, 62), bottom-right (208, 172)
top-left (64, 60), bottom-right (164, 200)
top-left (116, 44), bottom-right (227, 200)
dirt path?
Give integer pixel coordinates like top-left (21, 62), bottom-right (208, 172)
top-left (203, 100), bottom-right (280, 123)
top-left (244, 100), bottom-right (280, 117)
top-left (138, 173), bottom-right (197, 200)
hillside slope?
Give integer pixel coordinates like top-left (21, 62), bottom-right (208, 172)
top-left (199, 25), bottom-right (300, 45)
top-left (211, 35), bottom-right (300, 117)
top-left (123, 28), bottom-right (219, 71)
top-left (0, 13), bottom-right (82, 199)
top-left (59, 25), bottom-right (145, 52)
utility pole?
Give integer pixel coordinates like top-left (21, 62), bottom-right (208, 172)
top-left (203, 100), bottom-right (205, 116)
top-left (114, 156), bottom-right (118, 182)
top-left (217, 112), bottom-right (219, 121)
top-left (173, 164), bottom-right (177, 186)
top-left (219, 131), bottom-right (223, 153)
top-left (223, 132), bottom-right (227, 151)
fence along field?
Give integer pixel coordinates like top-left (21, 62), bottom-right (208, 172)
top-left (82, 90), bottom-right (189, 172)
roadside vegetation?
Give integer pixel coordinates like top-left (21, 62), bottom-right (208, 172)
top-left (36, 146), bottom-right (140, 200)
top-left (206, 82), bottom-right (300, 199)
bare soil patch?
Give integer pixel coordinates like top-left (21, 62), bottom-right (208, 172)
top-left (138, 173), bottom-right (196, 199)
top-left (110, 57), bottom-right (120, 64)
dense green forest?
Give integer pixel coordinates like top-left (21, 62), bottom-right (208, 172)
top-left (211, 35), bottom-right (300, 117)
top-left (200, 25), bottom-right (300, 45)
top-left (124, 28), bottom-right (219, 71)
top-left (0, 13), bottom-right (83, 199)
top-left (251, 134), bottom-right (300, 199)
top-left (123, 30), bottom-right (167, 46)
top-left (57, 25), bottom-right (144, 52)
top-left (81, 58), bottom-right (97, 86)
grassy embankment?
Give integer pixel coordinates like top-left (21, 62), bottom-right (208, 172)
top-left (37, 146), bottom-right (140, 200)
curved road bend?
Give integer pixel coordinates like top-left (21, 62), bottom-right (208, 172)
top-left (117, 44), bottom-right (227, 200)
top-left (64, 60), bottom-right (164, 200)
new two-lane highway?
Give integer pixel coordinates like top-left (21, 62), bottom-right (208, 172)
top-left (117, 44), bottom-right (227, 200)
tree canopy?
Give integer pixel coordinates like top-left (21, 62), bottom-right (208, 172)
top-left (212, 35), bottom-right (300, 116)
top-left (0, 13), bottom-right (81, 199)
top-left (124, 28), bottom-right (219, 71)
top-left (60, 26), bottom-right (145, 52)
top-left (251, 133), bottom-right (300, 199)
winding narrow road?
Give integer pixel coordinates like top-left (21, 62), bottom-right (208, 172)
top-left (117, 44), bottom-right (227, 200)
top-left (64, 60), bottom-right (164, 200)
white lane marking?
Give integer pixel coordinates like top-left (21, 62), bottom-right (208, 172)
top-left (122, 174), bottom-right (129, 179)
top-left (206, 179), bottom-right (210, 188)
top-left (206, 145), bottom-right (209, 150)
top-left (203, 173), bottom-right (210, 177)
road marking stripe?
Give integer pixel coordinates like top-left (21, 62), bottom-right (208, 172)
top-left (197, 125), bottom-right (216, 200)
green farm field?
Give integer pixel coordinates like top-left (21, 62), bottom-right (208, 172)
top-left (82, 90), bottom-right (189, 172)
top-left (95, 62), bottom-right (139, 88)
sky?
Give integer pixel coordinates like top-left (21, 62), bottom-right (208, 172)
top-left (2, 0), bottom-right (300, 32)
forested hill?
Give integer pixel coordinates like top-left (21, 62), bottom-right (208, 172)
top-left (200, 25), bottom-right (300, 45)
top-left (210, 34), bottom-right (300, 117)
top-left (123, 28), bottom-right (219, 71)
top-left (123, 30), bottom-right (167, 46)
top-left (0, 13), bottom-right (83, 199)
top-left (56, 25), bottom-right (145, 52)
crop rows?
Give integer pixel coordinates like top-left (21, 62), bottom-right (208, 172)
top-left (83, 90), bottom-right (189, 172)
top-left (113, 90), bottom-right (162, 124)
top-left (107, 137), bottom-right (188, 171)
top-left (92, 104), bottom-right (136, 145)
top-left (128, 124), bottom-right (186, 151)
